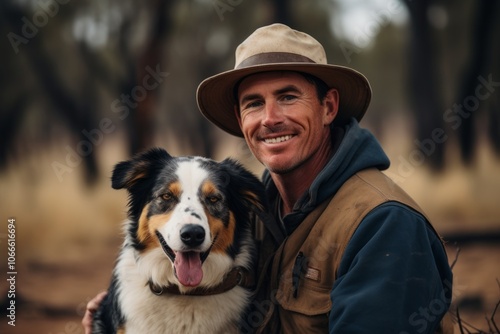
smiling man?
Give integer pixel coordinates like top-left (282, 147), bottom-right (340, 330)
top-left (196, 23), bottom-right (454, 333)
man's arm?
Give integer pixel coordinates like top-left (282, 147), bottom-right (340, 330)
top-left (329, 203), bottom-right (452, 333)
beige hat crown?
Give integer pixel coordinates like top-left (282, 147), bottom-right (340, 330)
top-left (235, 24), bottom-right (327, 67)
top-left (197, 23), bottom-right (371, 137)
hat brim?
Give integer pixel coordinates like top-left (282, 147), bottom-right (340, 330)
top-left (196, 63), bottom-right (372, 137)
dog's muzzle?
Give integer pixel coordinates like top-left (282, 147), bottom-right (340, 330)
top-left (155, 229), bottom-right (214, 287)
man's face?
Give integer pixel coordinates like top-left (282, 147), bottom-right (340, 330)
top-left (235, 71), bottom-right (338, 175)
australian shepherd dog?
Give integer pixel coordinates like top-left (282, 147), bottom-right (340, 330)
top-left (92, 148), bottom-right (267, 333)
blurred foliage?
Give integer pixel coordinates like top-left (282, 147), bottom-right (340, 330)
top-left (0, 0), bottom-right (499, 182)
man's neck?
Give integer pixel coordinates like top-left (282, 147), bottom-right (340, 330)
top-left (270, 127), bottom-right (344, 217)
top-left (271, 148), bottom-right (334, 217)
top-left (272, 171), bottom-right (312, 216)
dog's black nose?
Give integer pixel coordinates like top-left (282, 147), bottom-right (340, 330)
top-left (180, 224), bottom-right (205, 247)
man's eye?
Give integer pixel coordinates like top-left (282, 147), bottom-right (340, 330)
top-left (243, 100), bottom-right (263, 110)
top-left (282, 95), bottom-right (297, 102)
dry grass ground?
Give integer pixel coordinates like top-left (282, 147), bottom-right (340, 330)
top-left (0, 131), bottom-right (499, 333)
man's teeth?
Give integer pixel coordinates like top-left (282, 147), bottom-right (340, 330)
top-left (264, 135), bottom-right (292, 144)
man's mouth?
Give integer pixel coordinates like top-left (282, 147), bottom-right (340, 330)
top-left (155, 231), bottom-right (212, 287)
top-left (264, 135), bottom-right (294, 144)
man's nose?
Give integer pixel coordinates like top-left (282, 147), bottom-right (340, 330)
top-left (262, 100), bottom-right (285, 127)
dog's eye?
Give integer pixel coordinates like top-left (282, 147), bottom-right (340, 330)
top-left (161, 192), bottom-right (174, 201)
top-left (208, 195), bottom-right (221, 203)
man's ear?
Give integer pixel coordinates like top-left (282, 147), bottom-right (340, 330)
top-left (323, 88), bottom-right (339, 125)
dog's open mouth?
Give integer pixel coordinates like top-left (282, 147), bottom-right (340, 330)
top-left (155, 231), bottom-right (212, 287)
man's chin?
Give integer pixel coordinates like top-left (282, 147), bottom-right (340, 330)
top-left (264, 159), bottom-right (300, 175)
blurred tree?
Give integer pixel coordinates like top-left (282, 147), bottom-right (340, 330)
top-left (455, 0), bottom-right (499, 164)
top-left (403, 0), bottom-right (446, 170)
top-left (121, 0), bottom-right (172, 155)
top-left (403, 0), bottom-right (500, 169)
top-left (272, 0), bottom-right (291, 25)
top-left (0, 1), bottom-right (100, 183)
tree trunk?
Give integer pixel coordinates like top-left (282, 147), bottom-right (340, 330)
top-left (404, 0), bottom-right (445, 170)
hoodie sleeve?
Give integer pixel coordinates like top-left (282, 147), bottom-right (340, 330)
top-left (329, 202), bottom-right (452, 334)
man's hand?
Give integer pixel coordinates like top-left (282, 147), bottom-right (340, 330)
top-left (82, 291), bottom-right (107, 334)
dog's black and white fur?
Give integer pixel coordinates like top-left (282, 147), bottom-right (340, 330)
top-left (92, 148), bottom-right (267, 334)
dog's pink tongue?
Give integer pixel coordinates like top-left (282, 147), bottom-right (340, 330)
top-left (174, 251), bottom-right (203, 287)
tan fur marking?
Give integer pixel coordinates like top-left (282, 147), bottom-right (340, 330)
top-left (169, 181), bottom-right (182, 198)
top-left (208, 212), bottom-right (236, 253)
top-left (126, 172), bottom-right (146, 187)
top-left (137, 205), bottom-right (173, 252)
top-left (117, 327), bottom-right (126, 334)
top-left (242, 190), bottom-right (264, 211)
top-left (201, 180), bottom-right (217, 195)
top-left (137, 203), bottom-right (152, 246)
top-left (124, 161), bottom-right (149, 187)
top-left (148, 213), bottom-right (174, 238)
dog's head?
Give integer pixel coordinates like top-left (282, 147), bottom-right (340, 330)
top-left (112, 148), bottom-right (267, 288)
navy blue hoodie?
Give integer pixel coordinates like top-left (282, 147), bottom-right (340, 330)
top-left (262, 119), bottom-right (452, 333)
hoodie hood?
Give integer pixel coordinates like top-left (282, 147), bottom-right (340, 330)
top-left (262, 118), bottom-right (390, 234)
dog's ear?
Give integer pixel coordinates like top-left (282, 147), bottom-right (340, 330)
top-left (220, 158), bottom-right (268, 214)
top-left (112, 148), bottom-right (172, 190)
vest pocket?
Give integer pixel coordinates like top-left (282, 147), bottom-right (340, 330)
top-left (277, 275), bottom-right (332, 315)
top-left (275, 278), bottom-right (332, 333)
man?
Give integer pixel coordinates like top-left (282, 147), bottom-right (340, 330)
top-left (84, 23), bottom-right (453, 333)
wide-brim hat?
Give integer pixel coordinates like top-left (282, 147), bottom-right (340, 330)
top-left (196, 23), bottom-right (372, 137)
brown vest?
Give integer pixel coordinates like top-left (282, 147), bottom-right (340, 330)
top-left (253, 168), bottom-right (453, 334)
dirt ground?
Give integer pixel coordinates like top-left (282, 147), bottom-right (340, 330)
top-left (1, 139), bottom-right (499, 334)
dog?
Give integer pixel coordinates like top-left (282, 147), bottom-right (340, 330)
top-left (92, 148), bottom-right (268, 334)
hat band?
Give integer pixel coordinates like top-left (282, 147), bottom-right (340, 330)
top-left (235, 52), bottom-right (315, 69)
